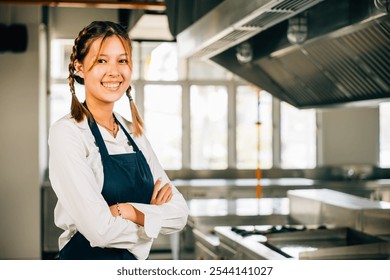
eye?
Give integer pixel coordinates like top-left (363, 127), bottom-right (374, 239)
top-left (119, 59), bottom-right (128, 64)
top-left (97, 59), bottom-right (107, 64)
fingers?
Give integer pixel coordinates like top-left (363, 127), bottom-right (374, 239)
top-left (109, 204), bottom-right (119, 216)
top-left (157, 184), bottom-right (173, 202)
top-left (150, 181), bottom-right (173, 205)
top-left (151, 177), bottom-right (162, 200)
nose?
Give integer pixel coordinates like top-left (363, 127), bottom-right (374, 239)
top-left (107, 63), bottom-right (120, 77)
top-left (108, 72), bottom-right (119, 78)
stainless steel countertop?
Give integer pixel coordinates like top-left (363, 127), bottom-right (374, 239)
top-left (187, 198), bottom-right (289, 217)
top-left (173, 178), bottom-right (317, 189)
top-left (173, 178), bottom-right (390, 200)
top-left (173, 178), bottom-right (390, 188)
top-left (288, 189), bottom-right (390, 209)
top-left (186, 198), bottom-right (291, 231)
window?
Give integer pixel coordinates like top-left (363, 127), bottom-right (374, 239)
top-left (142, 42), bottom-right (179, 81)
top-left (236, 87), bottom-right (272, 169)
top-left (50, 39), bottom-right (73, 80)
top-left (190, 85), bottom-right (228, 169)
top-left (280, 102), bottom-right (316, 169)
top-left (144, 85), bottom-right (182, 170)
top-left (131, 41), bottom-right (140, 81)
top-left (380, 102), bottom-right (390, 167)
top-left (188, 58), bottom-right (231, 80)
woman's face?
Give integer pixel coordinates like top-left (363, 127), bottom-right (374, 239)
top-left (76, 35), bottom-right (132, 105)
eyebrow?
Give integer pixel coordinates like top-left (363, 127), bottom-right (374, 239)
top-left (98, 53), bottom-right (128, 57)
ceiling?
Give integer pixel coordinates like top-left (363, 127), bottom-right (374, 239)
top-left (0, 0), bottom-right (166, 11)
top-left (0, 0), bottom-right (174, 41)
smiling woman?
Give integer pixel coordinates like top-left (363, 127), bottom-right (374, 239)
top-left (48, 21), bottom-right (188, 260)
top-left (72, 35), bottom-right (133, 136)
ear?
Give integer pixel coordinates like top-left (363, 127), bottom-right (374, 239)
top-left (74, 60), bottom-right (85, 78)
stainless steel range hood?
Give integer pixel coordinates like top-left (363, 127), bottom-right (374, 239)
top-left (177, 0), bottom-right (324, 59)
top-left (176, 0), bottom-right (390, 108)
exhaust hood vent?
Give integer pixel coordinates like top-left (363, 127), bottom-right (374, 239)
top-left (176, 0), bottom-right (390, 108)
top-left (211, 13), bottom-right (390, 108)
top-left (258, 17), bottom-right (390, 107)
top-left (177, 0), bottom-right (324, 59)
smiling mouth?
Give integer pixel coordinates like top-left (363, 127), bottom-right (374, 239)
top-left (102, 82), bottom-right (121, 89)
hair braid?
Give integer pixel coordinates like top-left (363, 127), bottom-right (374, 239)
top-left (68, 30), bottom-right (90, 122)
top-left (126, 87), bottom-right (144, 137)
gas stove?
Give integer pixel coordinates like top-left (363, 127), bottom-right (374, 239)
top-left (230, 224), bottom-right (315, 237)
top-left (214, 225), bottom-right (390, 260)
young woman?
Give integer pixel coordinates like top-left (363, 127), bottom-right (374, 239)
top-left (48, 21), bottom-right (189, 260)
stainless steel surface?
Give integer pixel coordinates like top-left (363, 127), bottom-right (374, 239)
top-left (174, 178), bottom-right (390, 200)
top-left (288, 188), bottom-right (390, 235)
top-left (214, 225), bottom-right (290, 260)
top-left (186, 198), bottom-right (291, 259)
top-left (187, 198), bottom-right (290, 232)
top-left (177, 0), bottom-right (324, 59)
top-left (179, 0), bottom-right (390, 108)
top-left (205, 190), bottom-right (390, 260)
top-left (192, 228), bottom-right (221, 260)
top-left (265, 227), bottom-right (390, 259)
top-left (214, 225), bottom-right (390, 260)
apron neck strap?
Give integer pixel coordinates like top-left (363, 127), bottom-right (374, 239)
top-left (82, 101), bottom-right (141, 153)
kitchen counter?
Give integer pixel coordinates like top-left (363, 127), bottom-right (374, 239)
top-left (213, 225), bottom-right (390, 260)
top-left (187, 198), bottom-right (290, 229)
top-left (288, 188), bottom-right (390, 236)
top-left (184, 197), bottom-right (291, 258)
top-left (173, 178), bottom-right (390, 200)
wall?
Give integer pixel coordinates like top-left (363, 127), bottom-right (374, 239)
top-left (0, 5), bottom-right (44, 259)
top-left (318, 106), bottom-right (379, 166)
top-left (49, 7), bottom-right (117, 38)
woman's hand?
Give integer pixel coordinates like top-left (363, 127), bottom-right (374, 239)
top-left (108, 178), bottom-right (173, 225)
top-left (109, 203), bottom-right (144, 226)
top-left (150, 178), bottom-right (173, 205)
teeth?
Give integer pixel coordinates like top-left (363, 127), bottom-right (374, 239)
top-left (102, 82), bottom-right (120, 88)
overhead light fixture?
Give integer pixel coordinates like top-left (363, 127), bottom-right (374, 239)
top-left (236, 42), bottom-right (253, 64)
top-left (287, 12), bottom-right (308, 45)
top-left (374, 0), bottom-right (390, 13)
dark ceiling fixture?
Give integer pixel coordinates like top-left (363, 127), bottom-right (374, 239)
top-left (0, 23), bottom-right (28, 53)
top-left (287, 11), bottom-right (308, 45)
top-left (236, 42), bottom-right (253, 64)
top-left (374, 0), bottom-right (390, 13)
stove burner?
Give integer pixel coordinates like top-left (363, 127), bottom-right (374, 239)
top-left (231, 225), bottom-right (327, 237)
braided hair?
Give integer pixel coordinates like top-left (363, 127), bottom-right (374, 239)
top-left (68, 21), bottom-right (144, 136)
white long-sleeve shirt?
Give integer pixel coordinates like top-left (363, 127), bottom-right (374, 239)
top-left (48, 113), bottom-right (189, 260)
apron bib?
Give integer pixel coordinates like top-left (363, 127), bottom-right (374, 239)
top-left (59, 109), bottom-right (154, 260)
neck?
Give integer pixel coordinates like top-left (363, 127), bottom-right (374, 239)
top-left (86, 99), bottom-right (115, 125)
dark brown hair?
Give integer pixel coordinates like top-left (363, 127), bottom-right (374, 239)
top-left (68, 21), bottom-right (144, 136)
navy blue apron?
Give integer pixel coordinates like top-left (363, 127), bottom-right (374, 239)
top-left (59, 108), bottom-right (154, 260)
